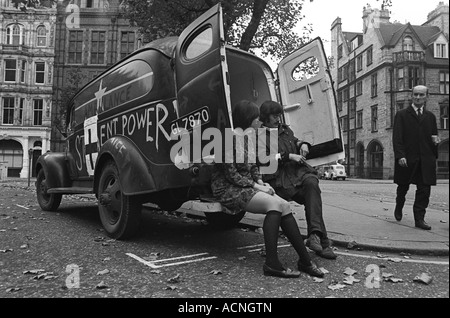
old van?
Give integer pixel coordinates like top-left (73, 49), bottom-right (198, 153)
top-left (35, 4), bottom-right (344, 239)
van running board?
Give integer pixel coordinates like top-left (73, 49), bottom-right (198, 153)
top-left (47, 187), bottom-right (94, 194)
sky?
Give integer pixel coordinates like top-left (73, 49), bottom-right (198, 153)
top-left (297, 0), bottom-right (449, 56)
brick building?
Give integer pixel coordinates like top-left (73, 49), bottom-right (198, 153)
top-left (0, 0), bottom-right (56, 178)
top-left (330, 2), bottom-right (449, 179)
top-left (52, 0), bottom-right (139, 152)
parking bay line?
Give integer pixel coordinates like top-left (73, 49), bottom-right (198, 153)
top-left (126, 252), bottom-right (217, 269)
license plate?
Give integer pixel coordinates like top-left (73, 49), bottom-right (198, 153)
top-left (170, 106), bottom-right (210, 136)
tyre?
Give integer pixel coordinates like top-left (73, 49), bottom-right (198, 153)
top-left (36, 169), bottom-right (62, 211)
top-left (97, 161), bottom-right (142, 239)
top-left (205, 211), bottom-right (246, 229)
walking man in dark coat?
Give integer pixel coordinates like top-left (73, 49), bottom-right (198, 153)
top-left (393, 85), bottom-right (440, 230)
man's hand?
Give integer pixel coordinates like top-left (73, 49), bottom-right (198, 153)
top-left (398, 158), bottom-right (408, 167)
top-left (299, 144), bottom-right (309, 157)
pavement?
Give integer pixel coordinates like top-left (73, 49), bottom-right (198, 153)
top-left (1, 177), bottom-right (448, 257)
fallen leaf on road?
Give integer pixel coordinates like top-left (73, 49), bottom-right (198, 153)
top-left (319, 267), bottom-right (329, 274)
top-left (20, 244), bottom-right (28, 249)
top-left (97, 269), bottom-right (110, 275)
top-left (238, 256), bottom-right (246, 261)
top-left (347, 241), bottom-right (358, 249)
top-left (343, 276), bottom-right (360, 285)
top-left (102, 257), bottom-right (111, 262)
top-left (440, 220), bottom-right (447, 223)
top-left (6, 287), bottom-right (22, 293)
top-left (150, 269), bottom-right (162, 274)
top-left (23, 269), bottom-right (45, 275)
top-left (209, 270), bottom-right (222, 275)
top-left (167, 274), bottom-right (181, 283)
top-left (1, 249), bottom-right (13, 253)
top-left (382, 272), bottom-right (394, 278)
top-left (387, 257), bottom-right (403, 263)
top-left (413, 273), bottom-right (433, 285)
top-left (96, 281), bottom-right (109, 289)
top-left (313, 277), bottom-right (324, 283)
top-left (384, 277), bottom-right (403, 283)
top-left (165, 285), bottom-right (177, 290)
top-left (344, 267), bottom-right (357, 276)
top-left (34, 272), bottom-right (57, 280)
top-left (328, 283), bottom-right (346, 291)
top-left (377, 253), bottom-right (388, 258)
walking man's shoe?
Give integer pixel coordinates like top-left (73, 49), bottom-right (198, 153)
top-left (415, 220), bottom-right (431, 230)
top-left (394, 205), bottom-right (402, 221)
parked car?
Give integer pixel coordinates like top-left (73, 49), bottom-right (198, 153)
top-left (328, 164), bottom-right (347, 180)
top-left (35, 4), bottom-right (344, 239)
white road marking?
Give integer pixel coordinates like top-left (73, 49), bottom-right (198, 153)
top-left (126, 252), bottom-right (217, 269)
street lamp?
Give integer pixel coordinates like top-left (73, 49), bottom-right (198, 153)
top-left (28, 148), bottom-right (33, 187)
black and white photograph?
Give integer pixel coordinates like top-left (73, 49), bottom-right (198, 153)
top-left (0, 0), bottom-right (448, 305)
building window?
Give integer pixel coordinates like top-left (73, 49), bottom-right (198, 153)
top-left (371, 105), bottom-right (378, 132)
top-left (407, 66), bottom-right (421, 89)
top-left (33, 99), bottom-right (43, 126)
top-left (439, 71), bottom-right (449, 94)
top-left (18, 98), bottom-right (24, 125)
top-left (356, 110), bottom-right (363, 128)
top-left (341, 116), bottom-right (348, 131)
top-left (349, 98), bottom-right (356, 119)
top-left (371, 72), bottom-right (377, 97)
top-left (356, 81), bottom-right (362, 96)
top-left (20, 60), bottom-right (26, 83)
top-left (350, 130), bottom-right (356, 149)
top-left (35, 62), bottom-right (45, 84)
top-left (434, 43), bottom-right (448, 59)
top-left (4, 59), bottom-right (17, 82)
top-left (397, 67), bottom-right (404, 90)
top-left (68, 30), bottom-right (83, 64)
top-left (120, 31), bottom-right (136, 59)
top-left (366, 46), bottom-right (373, 66)
top-left (36, 26), bottom-right (47, 47)
top-left (337, 91), bottom-right (342, 111)
top-left (403, 36), bottom-right (414, 51)
top-left (90, 31), bottom-right (106, 64)
top-left (2, 97), bottom-right (15, 125)
top-left (342, 64), bottom-right (348, 81)
top-left (338, 44), bottom-right (343, 59)
top-left (356, 55), bottom-right (362, 72)
top-left (349, 59), bottom-right (356, 82)
top-left (440, 103), bottom-right (449, 130)
top-left (6, 24), bottom-right (25, 45)
top-left (343, 88), bottom-right (349, 103)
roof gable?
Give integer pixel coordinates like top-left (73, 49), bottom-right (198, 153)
top-left (378, 22), bottom-right (441, 49)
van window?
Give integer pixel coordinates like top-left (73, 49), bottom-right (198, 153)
top-left (185, 27), bottom-right (213, 60)
top-left (292, 56), bottom-right (320, 81)
top-left (73, 60), bottom-right (155, 125)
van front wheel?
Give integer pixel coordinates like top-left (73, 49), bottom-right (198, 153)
top-left (97, 161), bottom-right (142, 239)
top-left (36, 169), bottom-right (62, 211)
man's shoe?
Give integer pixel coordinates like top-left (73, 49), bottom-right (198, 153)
top-left (318, 246), bottom-right (337, 259)
top-left (306, 233), bottom-right (322, 253)
top-left (415, 220), bottom-right (431, 230)
top-left (263, 264), bottom-right (300, 278)
top-left (394, 206), bottom-right (403, 221)
top-left (297, 261), bottom-right (324, 278)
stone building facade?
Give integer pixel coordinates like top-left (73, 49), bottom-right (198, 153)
top-left (0, 0), bottom-right (138, 178)
top-left (0, 0), bottom-right (56, 178)
top-left (330, 2), bottom-right (449, 179)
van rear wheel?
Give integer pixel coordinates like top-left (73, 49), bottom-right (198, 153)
top-left (36, 169), bottom-right (62, 211)
top-left (98, 161), bottom-right (142, 239)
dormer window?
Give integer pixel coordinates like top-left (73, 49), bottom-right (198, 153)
top-left (435, 42), bottom-right (448, 59)
top-left (403, 36), bottom-right (414, 51)
top-left (37, 26), bottom-right (47, 47)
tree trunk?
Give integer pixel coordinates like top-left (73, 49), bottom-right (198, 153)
top-left (239, 0), bottom-right (269, 51)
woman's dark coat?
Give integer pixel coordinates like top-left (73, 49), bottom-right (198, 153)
top-left (393, 106), bottom-right (438, 185)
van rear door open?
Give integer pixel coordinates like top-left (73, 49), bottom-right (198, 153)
top-left (277, 38), bottom-right (345, 167)
top-left (174, 4), bottom-right (232, 150)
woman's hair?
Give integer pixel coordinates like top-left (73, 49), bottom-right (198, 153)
top-left (259, 100), bottom-right (283, 124)
top-left (232, 100), bottom-right (260, 130)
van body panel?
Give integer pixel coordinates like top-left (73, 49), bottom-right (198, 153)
top-left (277, 38), bottom-right (345, 167)
top-left (35, 152), bottom-right (72, 189)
